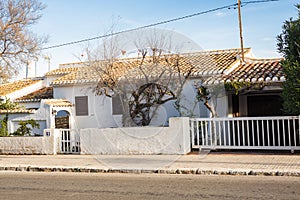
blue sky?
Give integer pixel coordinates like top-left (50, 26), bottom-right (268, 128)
top-left (30, 0), bottom-right (298, 77)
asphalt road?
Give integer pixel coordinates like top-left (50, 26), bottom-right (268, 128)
top-left (0, 172), bottom-right (299, 200)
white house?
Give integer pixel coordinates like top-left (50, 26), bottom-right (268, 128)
top-left (0, 47), bottom-right (286, 133)
top-left (1, 47), bottom-right (294, 154)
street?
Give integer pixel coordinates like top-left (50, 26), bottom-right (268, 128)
top-left (0, 172), bottom-right (299, 200)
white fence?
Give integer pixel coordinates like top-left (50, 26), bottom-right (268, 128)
top-left (190, 116), bottom-right (300, 151)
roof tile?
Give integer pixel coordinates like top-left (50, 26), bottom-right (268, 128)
top-left (44, 99), bottom-right (73, 107)
top-left (45, 67), bottom-right (79, 76)
top-left (16, 87), bottom-right (53, 102)
top-left (205, 57), bottom-right (284, 84)
top-left (51, 48), bottom-right (250, 86)
top-left (0, 79), bottom-right (40, 96)
top-left (0, 109), bottom-right (36, 114)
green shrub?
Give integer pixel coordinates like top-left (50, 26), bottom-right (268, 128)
top-left (12, 119), bottom-right (40, 136)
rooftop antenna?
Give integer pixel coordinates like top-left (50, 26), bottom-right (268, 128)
top-left (238, 0), bottom-right (245, 62)
top-left (25, 61), bottom-right (28, 79)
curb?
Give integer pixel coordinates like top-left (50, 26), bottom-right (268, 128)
top-left (1, 166), bottom-right (300, 177)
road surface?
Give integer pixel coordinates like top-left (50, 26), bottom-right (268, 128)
top-left (0, 172), bottom-right (299, 200)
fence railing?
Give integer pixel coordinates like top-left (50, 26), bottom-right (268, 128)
top-left (190, 116), bottom-right (300, 151)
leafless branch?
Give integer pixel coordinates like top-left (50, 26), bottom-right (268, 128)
top-left (0, 0), bottom-right (47, 82)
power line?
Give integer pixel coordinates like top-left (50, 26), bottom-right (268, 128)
top-left (242, 0), bottom-right (279, 5)
top-left (42, 0), bottom-right (279, 50)
top-left (42, 3), bottom-right (237, 50)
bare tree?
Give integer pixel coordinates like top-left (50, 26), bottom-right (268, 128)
top-left (0, 0), bottom-right (47, 83)
top-left (86, 29), bottom-right (196, 126)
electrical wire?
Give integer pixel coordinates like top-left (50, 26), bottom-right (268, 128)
top-left (42, 0), bottom-right (279, 50)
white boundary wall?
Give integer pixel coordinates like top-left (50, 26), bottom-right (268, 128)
top-left (0, 129), bottom-right (60, 155)
top-left (0, 136), bottom-right (54, 155)
top-left (80, 117), bottom-right (191, 155)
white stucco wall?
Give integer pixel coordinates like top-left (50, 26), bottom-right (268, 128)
top-left (52, 79), bottom-right (210, 129)
top-left (6, 101), bottom-right (51, 135)
top-left (0, 137), bottom-right (44, 154)
top-left (10, 120), bottom-right (46, 136)
top-left (214, 92), bottom-right (229, 118)
top-left (0, 135), bottom-right (55, 155)
top-left (0, 128), bottom-right (61, 155)
top-left (19, 102), bottom-right (40, 109)
top-left (80, 117), bottom-right (191, 155)
top-left (54, 85), bottom-right (118, 129)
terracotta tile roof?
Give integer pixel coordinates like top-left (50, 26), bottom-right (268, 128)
top-left (51, 48), bottom-right (250, 86)
top-left (0, 109), bottom-right (36, 114)
top-left (44, 99), bottom-right (73, 107)
top-left (205, 57), bottom-right (284, 85)
top-left (187, 48), bottom-right (250, 76)
top-left (0, 79), bottom-right (40, 96)
top-left (45, 67), bottom-right (79, 76)
top-left (51, 66), bottom-right (100, 86)
top-left (15, 87), bottom-right (53, 102)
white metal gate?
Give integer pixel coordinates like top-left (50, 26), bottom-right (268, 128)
top-left (60, 129), bottom-right (80, 154)
top-left (190, 116), bottom-right (300, 152)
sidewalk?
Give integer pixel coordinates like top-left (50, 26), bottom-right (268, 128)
top-left (0, 152), bottom-right (300, 176)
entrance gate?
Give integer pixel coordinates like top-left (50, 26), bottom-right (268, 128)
top-left (60, 129), bottom-right (80, 154)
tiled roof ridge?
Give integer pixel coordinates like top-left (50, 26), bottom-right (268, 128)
top-left (0, 109), bottom-right (36, 114)
top-left (244, 56), bottom-right (284, 63)
top-left (186, 47), bottom-right (250, 55)
top-left (43, 98), bottom-right (74, 107)
top-left (58, 48), bottom-right (251, 67)
top-left (46, 67), bottom-right (79, 76)
top-left (59, 62), bottom-right (88, 68)
top-left (44, 98), bottom-right (68, 102)
top-left (15, 98), bottom-right (41, 103)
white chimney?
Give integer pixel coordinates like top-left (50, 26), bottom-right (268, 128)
top-left (27, 61), bottom-right (37, 78)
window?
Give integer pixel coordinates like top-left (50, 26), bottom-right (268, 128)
top-left (75, 96), bottom-right (88, 116)
top-left (112, 95), bottom-right (123, 115)
top-left (247, 95), bottom-right (283, 117)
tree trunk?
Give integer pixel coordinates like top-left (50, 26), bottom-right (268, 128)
top-left (204, 100), bottom-right (218, 118)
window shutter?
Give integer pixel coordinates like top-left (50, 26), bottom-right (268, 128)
top-left (75, 96), bottom-right (88, 116)
top-left (112, 95), bottom-right (123, 115)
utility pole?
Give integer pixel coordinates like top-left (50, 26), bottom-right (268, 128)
top-left (238, 0), bottom-right (245, 62)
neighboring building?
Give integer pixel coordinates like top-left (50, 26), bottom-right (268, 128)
top-left (0, 48), bottom-right (285, 135)
top-left (206, 57), bottom-right (284, 117)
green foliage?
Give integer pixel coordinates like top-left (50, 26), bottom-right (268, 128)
top-left (224, 81), bottom-right (267, 94)
top-left (0, 99), bottom-right (21, 136)
top-left (12, 119), bottom-right (40, 136)
top-left (277, 4), bottom-right (300, 115)
top-left (0, 100), bottom-right (39, 136)
top-left (281, 60), bottom-right (300, 115)
top-left (225, 81), bottom-right (251, 95)
top-left (0, 116), bottom-right (9, 137)
top-left (0, 99), bottom-right (21, 110)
